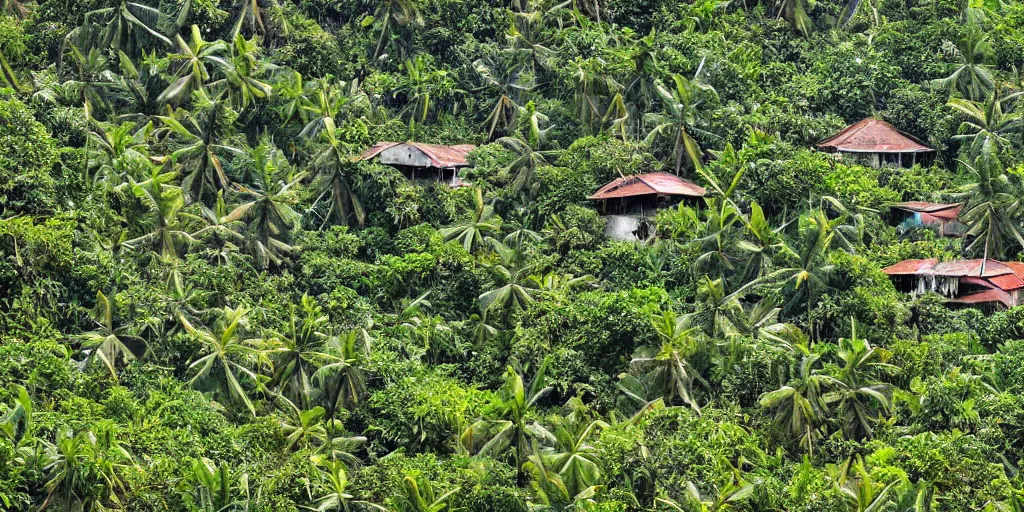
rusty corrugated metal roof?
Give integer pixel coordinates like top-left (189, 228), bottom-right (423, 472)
top-left (588, 172), bottom-right (706, 200)
top-left (882, 259), bottom-right (938, 275)
top-left (890, 201), bottom-right (962, 218)
top-left (882, 259), bottom-right (1015, 278)
top-left (358, 142), bottom-right (476, 168)
top-left (947, 289), bottom-right (1014, 307)
top-left (818, 118), bottom-right (934, 154)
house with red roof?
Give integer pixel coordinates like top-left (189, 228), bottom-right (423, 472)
top-left (588, 172), bottom-right (706, 240)
top-left (357, 142), bottom-right (476, 187)
top-left (882, 258), bottom-right (1024, 309)
top-left (817, 118), bottom-right (935, 168)
top-left (888, 201), bottom-right (966, 237)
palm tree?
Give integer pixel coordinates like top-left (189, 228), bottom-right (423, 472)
top-left (306, 459), bottom-right (386, 512)
top-left (216, 34), bottom-right (273, 111)
top-left (124, 168), bottom-right (197, 261)
top-left (0, 47), bottom-right (21, 91)
top-left (157, 94), bottom-right (243, 203)
top-left (478, 242), bottom-right (539, 320)
top-left (952, 155), bottom-right (1024, 263)
top-left (759, 351), bottom-right (836, 455)
top-left (157, 25), bottom-right (230, 106)
top-left (628, 310), bottom-right (704, 414)
top-left (825, 324), bottom-right (894, 441)
top-left (644, 62), bottom-right (718, 175)
top-left (182, 306), bottom-right (272, 416)
top-left (309, 119), bottom-right (368, 227)
top-left (77, 0), bottom-right (174, 54)
top-left (298, 77), bottom-right (370, 138)
top-left (371, 0), bottom-right (424, 59)
top-left (269, 295), bottom-right (339, 409)
top-left (495, 135), bottom-right (559, 195)
top-left (226, 164), bottom-right (305, 269)
top-left (948, 87), bottom-right (1024, 160)
top-left (78, 290), bottom-right (146, 380)
top-left (314, 327), bottom-right (372, 420)
top-left (42, 425), bottom-right (136, 512)
top-left (87, 121), bottom-right (152, 187)
top-left (474, 54), bottom-right (534, 140)
top-left (932, 29), bottom-right (996, 101)
top-left (461, 357), bottom-right (553, 483)
top-left (190, 191), bottom-right (247, 265)
top-left (769, 208), bottom-right (836, 338)
top-left (440, 188), bottom-right (501, 253)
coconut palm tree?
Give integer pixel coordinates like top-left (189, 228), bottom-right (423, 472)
top-left (371, 0), bottom-right (423, 59)
top-left (314, 327), bottom-right (373, 420)
top-left (474, 54), bottom-right (534, 141)
top-left (776, 0), bottom-right (816, 36)
top-left (478, 242), bottom-right (540, 319)
top-left (461, 357), bottom-right (553, 483)
top-left (269, 295), bottom-right (339, 409)
top-left (932, 29), bottom-right (996, 101)
top-left (948, 87), bottom-right (1024, 160)
top-left (226, 161), bottom-right (304, 269)
top-left (157, 25), bottom-right (230, 106)
top-left (759, 351), bottom-right (836, 455)
top-left (182, 306), bottom-right (272, 416)
top-left (156, 94), bottom-right (243, 203)
top-left (825, 322), bottom-right (895, 440)
top-left (216, 34), bottom-right (273, 110)
top-left (629, 310), bottom-right (705, 414)
top-left (124, 168), bottom-right (197, 261)
top-left (645, 62), bottom-right (718, 175)
top-left (227, 0), bottom-right (283, 40)
top-left (440, 188), bottom-right (501, 253)
top-left (768, 208), bottom-right (836, 338)
top-left (309, 119), bottom-right (367, 227)
top-left (78, 290), bottom-right (146, 380)
top-left (76, 0), bottom-right (175, 55)
top-left (952, 155), bottom-right (1024, 263)
top-left (533, 405), bottom-right (608, 498)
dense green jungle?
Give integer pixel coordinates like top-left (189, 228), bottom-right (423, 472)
top-left (3, 0), bottom-right (1024, 510)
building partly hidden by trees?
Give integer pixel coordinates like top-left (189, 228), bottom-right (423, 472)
top-left (5, 0), bottom-right (1024, 511)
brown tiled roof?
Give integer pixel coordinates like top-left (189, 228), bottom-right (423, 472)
top-left (588, 172), bottom-right (706, 200)
top-left (358, 142), bottom-right (476, 168)
top-left (818, 118), bottom-right (934, 154)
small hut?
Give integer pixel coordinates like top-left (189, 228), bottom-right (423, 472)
top-left (882, 258), bottom-right (1024, 309)
top-left (588, 172), bottom-right (706, 241)
top-left (888, 201), bottom-right (966, 237)
top-left (357, 142), bottom-right (476, 186)
top-left (817, 118), bottom-right (934, 168)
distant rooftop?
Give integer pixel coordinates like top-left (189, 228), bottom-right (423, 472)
top-left (358, 142), bottom-right (476, 168)
top-left (818, 118), bottom-right (934, 154)
top-left (588, 172), bottom-right (706, 201)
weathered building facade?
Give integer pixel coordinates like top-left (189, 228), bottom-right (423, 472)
top-left (588, 172), bottom-right (706, 241)
top-left (358, 142), bottom-right (476, 186)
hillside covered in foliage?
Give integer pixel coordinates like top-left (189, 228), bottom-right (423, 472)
top-left (3, 0), bottom-right (1024, 510)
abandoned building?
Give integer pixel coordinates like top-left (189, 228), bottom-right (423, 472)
top-left (588, 171), bottom-right (706, 241)
top-left (357, 142), bottom-right (476, 186)
top-left (888, 201), bottom-right (966, 237)
top-left (817, 118), bottom-right (935, 168)
top-left (882, 258), bottom-right (1024, 309)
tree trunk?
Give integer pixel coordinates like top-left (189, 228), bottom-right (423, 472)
top-left (841, 0), bottom-right (863, 25)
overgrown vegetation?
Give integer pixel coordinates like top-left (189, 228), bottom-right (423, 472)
top-left (2, 0), bottom-right (1024, 510)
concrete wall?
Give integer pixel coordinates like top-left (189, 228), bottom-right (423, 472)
top-left (377, 145), bottom-right (434, 168)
